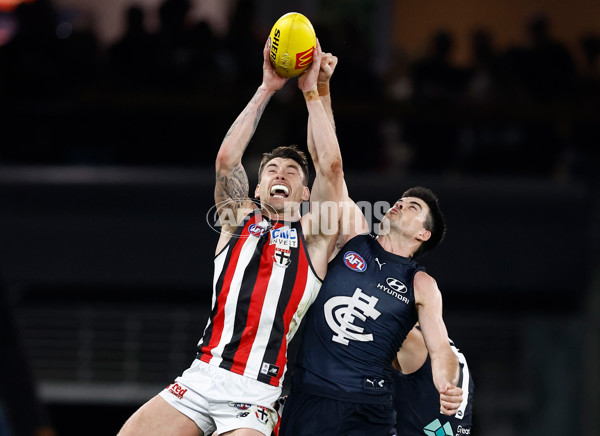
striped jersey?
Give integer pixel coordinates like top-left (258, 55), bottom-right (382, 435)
top-left (197, 211), bottom-right (321, 387)
top-left (393, 338), bottom-right (474, 435)
top-left (291, 234), bottom-right (424, 403)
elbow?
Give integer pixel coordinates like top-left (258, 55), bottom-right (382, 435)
top-left (216, 148), bottom-right (234, 171)
top-left (326, 155), bottom-right (344, 181)
top-left (321, 156), bottom-right (344, 190)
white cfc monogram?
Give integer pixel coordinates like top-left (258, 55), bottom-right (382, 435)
top-left (324, 288), bottom-right (381, 345)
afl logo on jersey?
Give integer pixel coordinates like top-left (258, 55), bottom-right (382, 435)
top-left (248, 222), bottom-right (269, 237)
top-left (344, 251), bottom-right (367, 272)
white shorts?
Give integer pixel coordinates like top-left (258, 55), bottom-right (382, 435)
top-left (158, 359), bottom-right (281, 436)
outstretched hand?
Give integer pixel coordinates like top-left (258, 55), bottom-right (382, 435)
top-left (261, 38), bottom-right (288, 92)
top-left (298, 39), bottom-right (323, 92)
top-left (439, 382), bottom-right (464, 416)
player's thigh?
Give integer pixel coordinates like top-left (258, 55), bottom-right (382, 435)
top-left (341, 402), bottom-right (395, 436)
top-left (118, 395), bottom-right (202, 436)
top-left (279, 392), bottom-right (349, 436)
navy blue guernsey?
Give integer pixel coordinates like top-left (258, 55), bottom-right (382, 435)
top-left (291, 234), bottom-right (424, 404)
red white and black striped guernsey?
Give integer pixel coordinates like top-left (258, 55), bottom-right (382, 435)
top-left (197, 211), bottom-right (322, 387)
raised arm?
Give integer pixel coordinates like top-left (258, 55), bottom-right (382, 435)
top-left (214, 40), bottom-right (288, 253)
top-left (298, 41), bottom-right (342, 203)
top-left (298, 41), bottom-right (344, 277)
top-left (305, 52), bottom-right (368, 259)
top-left (305, 52), bottom-right (337, 189)
top-left (413, 271), bottom-right (462, 416)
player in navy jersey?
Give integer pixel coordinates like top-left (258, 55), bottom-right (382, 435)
top-left (393, 325), bottom-right (474, 436)
top-left (119, 40), bottom-right (344, 436)
top-left (278, 55), bottom-right (464, 436)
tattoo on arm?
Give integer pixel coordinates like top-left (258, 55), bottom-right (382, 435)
top-left (223, 88), bottom-right (271, 141)
top-left (215, 163), bottom-right (250, 214)
top-left (215, 87), bottom-right (272, 228)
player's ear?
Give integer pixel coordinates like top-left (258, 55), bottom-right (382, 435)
top-left (255, 184), bottom-right (261, 199)
top-left (416, 228), bottom-right (431, 242)
top-left (302, 186), bottom-right (310, 201)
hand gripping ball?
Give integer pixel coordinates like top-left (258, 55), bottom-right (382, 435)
top-left (268, 12), bottom-right (316, 78)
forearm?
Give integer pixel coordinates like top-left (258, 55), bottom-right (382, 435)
top-left (430, 347), bottom-right (460, 391)
top-left (306, 85), bottom-right (336, 171)
top-left (306, 118), bottom-right (319, 174)
top-left (415, 273), bottom-right (460, 391)
top-left (318, 83), bottom-right (335, 130)
top-left (216, 85), bottom-right (274, 170)
top-left (421, 322), bottom-right (459, 391)
top-left (305, 90), bottom-right (342, 182)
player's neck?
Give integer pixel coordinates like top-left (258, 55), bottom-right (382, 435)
top-left (261, 206), bottom-right (302, 222)
top-left (376, 233), bottom-right (416, 258)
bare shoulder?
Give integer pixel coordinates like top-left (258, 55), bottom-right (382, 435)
top-left (414, 271), bottom-right (441, 303)
top-left (414, 270), bottom-right (438, 288)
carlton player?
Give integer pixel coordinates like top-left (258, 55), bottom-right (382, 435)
top-left (118, 40), bottom-right (343, 436)
top-left (393, 325), bottom-right (474, 436)
top-left (279, 188), bottom-right (463, 435)
top-left (278, 52), bottom-right (463, 435)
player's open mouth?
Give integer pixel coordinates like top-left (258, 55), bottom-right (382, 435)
top-left (270, 184), bottom-right (289, 198)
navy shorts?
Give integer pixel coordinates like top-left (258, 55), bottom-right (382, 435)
top-left (279, 391), bottom-right (395, 436)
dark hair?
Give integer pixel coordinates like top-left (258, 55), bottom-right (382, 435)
top-left (258, 145), bottom-right (310, 186)
top-left (402, 186), bottom-right (446, 258)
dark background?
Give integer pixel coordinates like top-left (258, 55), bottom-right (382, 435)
top-left (0, 1), bottom-right (599, 435)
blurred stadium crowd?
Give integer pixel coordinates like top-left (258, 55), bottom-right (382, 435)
top-left (1, 0), bottom-right (599, 181)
